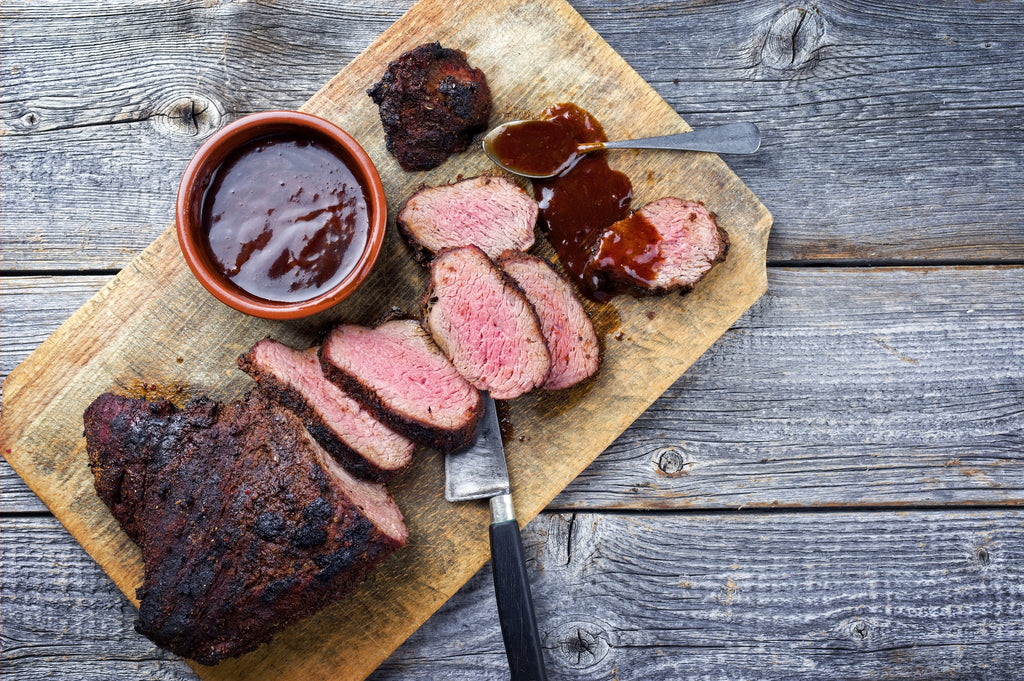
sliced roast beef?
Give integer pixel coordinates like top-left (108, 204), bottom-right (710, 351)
top-left (319, 319), bottom-right (481, 452)
top-left (84, 390), bottom-right (406, 665)
top-left (422, 245), bottom-right (550, 400)
top-left (587, 197), bottom-right (728, 295)
top-left (397, 175), bottom-right (537, 261)
top-left (497, 251), bottom-right (600, 391)
top-left (238, 338), bottom-right (415, 481)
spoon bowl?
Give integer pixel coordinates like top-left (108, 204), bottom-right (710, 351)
top-left (483, 120), bottom-right (761, 179)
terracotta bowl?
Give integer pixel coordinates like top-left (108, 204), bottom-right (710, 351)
top-left (176, 111), bottom-right (386, 320)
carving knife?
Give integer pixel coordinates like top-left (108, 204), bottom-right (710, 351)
top-left (445, 392), bottom-right (548, 681)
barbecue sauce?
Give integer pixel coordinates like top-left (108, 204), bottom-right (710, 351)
top-left (200, 133), bottom-right (369, 303)
top-left (488, 119), bottom-right (581, 178)
top-left (529, 103), bottom-right (633, 302)
top-left (590, 211), bottom-right (664, 288)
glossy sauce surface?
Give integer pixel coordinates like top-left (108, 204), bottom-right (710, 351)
top-left (531, 103), bottom-right (632, 301)
top-left (201, 133), bottom-right (369, 303)
top-left (591, 212), bottom-right (663, 288)
top-left (488, 119), bottom-right (581, 177)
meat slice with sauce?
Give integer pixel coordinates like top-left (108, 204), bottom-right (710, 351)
top-left (587, 197), bottom-right (728, 295)
top-left (238, 338), bottom-right (415, 481)
top-left (319, 319), bottom-right (482, 453)
top-left (397, 175), bottom-right (538, 261)
top-left (422, 245), bottom-right (550, 400)
top-left (84, 390), bottom-right (407, 665)
top-left (497, 251), bottom-right (601, 391)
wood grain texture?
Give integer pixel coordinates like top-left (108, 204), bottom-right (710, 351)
top-left (4, 266), bottom-right (1021, 514)
top-left (3, 0), bottom-right (1023, 271)
top-left (5, 510), bottom-right (1023, 680)
top-left (4, 1), bottom-right (1022, 679)
top-left (0, 0), bottom-right (769, 678)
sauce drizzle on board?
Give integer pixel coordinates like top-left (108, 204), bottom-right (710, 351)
top-left (528, 103), bottom-right (633, 302)
top-left (201, 133), bottom-right (370, 303)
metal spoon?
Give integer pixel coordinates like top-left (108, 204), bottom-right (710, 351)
top-left (482, 121), bottom-right (761, 179)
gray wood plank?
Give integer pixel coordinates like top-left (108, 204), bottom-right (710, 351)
top-left (3, 510), bottom-right (1022, 680)
top-left (3, 0), bottom-right (1023, 271)
top-left (4, 266), bottom-right (1021, 514)
top-left (555, 265), bottom-right (1024, 509)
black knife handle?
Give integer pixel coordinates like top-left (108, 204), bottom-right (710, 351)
top-left (490, 518), bottom-right (548, 681)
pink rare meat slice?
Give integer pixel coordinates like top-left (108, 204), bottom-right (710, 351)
top-left (588, 197), bottom-right (728, 294)
top-left (319, 319), bottom-right (482, 453)
top-left (497, 251), bottom-right (600, 390)
top-left (238, 338), bottom-right (415, 481)
top-left (422, 245), bottom-right (550, 400)
top-left (397, 175), bottom-right (537, 260)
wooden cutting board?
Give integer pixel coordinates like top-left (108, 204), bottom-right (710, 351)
top-left (0, 0), bottom-right (772, 678)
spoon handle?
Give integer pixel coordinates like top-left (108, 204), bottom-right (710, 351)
top-left (599, 122), bottom-right (761, 155)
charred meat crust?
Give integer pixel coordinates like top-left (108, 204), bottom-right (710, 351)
top-left (84, 391), bottom-right (405, 665)
top-left (396, 183), bottom-right (434, 263)
top-left (367, 42), bottom-right (491, 172)
top-left (317, 344), bottom-right (479, 453)
top-left (237, 347), bottom-right (403, 483)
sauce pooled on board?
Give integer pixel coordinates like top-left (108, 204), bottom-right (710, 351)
top-left (527, 103), bottom-right (633, 302)
top-left (201, 133), bottom-right (370, 303)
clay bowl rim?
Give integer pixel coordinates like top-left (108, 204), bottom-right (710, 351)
top-left (175, 110), bottom-right (387, 320)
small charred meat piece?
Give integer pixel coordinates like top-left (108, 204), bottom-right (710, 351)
top-left (238, 338), bottom-right (415, 481)
top-left (423, 245), bottom-right (550, 400)
top-left (497, 251), bottom-right (600, 391)
top-left (84, 391), bottom-right (407, 665)
top-left (367, 42), bottom-right (491, 171)
top-left (397, 175), bottom-right (537, 261)
top-left (587, 198), bottom-right (728, 295)
top-left (319, 319), bottom-right (482, 452)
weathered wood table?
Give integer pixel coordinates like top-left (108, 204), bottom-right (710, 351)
top-left (2, 1), bottom-right (1022, 679)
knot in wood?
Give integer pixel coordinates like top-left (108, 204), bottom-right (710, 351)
top-left (849, 618), bottom-right (870, 641)
top-left (975, 545), bottom-right (991, 566)
top-left (547, 618), bottom-right (610, 669)
top-left (154, 95), bottom-right (223, 139)
top-left (653, 446), bottom-right (694, 477)
top-left (19, 110), bottom-right (40, 130)
top-left (760, 6), bottom-right (825, 72)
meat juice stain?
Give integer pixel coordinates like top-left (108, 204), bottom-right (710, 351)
top-left (118, 379), bottom-right (191, 404)
top-left (201, 133), bottom-right (369, 303)
top-left (495, 400), bottom-right (515, 443)
top-left (529, 103), bottom-right (633, 302)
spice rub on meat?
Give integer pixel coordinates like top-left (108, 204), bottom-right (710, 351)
top-left (367, 42), bottom-right (491, 171)
top-left (84, 391), bottom-right (407, 665)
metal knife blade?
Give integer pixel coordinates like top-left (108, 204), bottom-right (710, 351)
top-left (444, 392), bottom-right (548, 680)
top-left (445, 392), bottom-right (509, 502)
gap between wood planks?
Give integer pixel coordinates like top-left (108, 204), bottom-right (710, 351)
top-left (4, 503), bottom-right (1020, 521)
top-left (4, 261), bottom-right (1024, 279)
